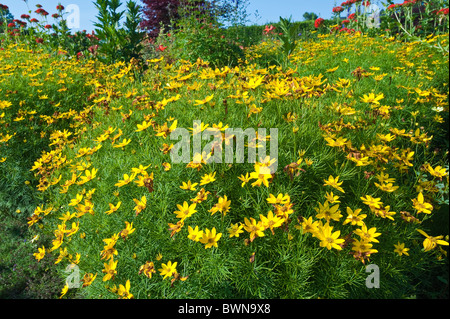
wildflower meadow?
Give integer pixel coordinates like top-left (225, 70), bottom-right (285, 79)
top-left (0, 0), bottom-right (448, 302)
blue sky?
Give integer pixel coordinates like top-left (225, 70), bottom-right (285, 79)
top-left (2, 0), bottom-right (352, 32)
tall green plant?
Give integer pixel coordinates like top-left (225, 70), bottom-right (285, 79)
top-left (93, 0), bottom-right (144, 64)
top-left (277, 16), bottom-right (300, 62)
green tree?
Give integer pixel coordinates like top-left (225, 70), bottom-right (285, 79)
top-left (302, 12), bottom-right (318, 21)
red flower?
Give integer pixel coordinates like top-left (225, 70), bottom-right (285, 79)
top-left (263, 24), bottom-right (275, 34)
top-left (348, 13), bottom-right (357, 20)
top-left (56, 5), bottom-right (65, 11)
top-left (21, 14), bottom-right (30, 19)
top-left (35, 38), bottom-right (44, 44)
top-left (332, 6), bottom-right (344, 13)
top-left (7, 22), bottom-right (15, 28)
top-left (437, 8), bottom-right (449, 15)
top-left (44, 24), bottom-right (52, 29)
top-left (157, 44), bottom-right (167, 52)
top-left (30, 18), bottom-right (39, 23)
top-left (315, 18), bottom-right (324, 28)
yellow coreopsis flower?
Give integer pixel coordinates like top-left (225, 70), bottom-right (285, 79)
top-left (315, 201), bottom-right (342, 222)
top-left (354, 224), bottom-right (381, 243)
top-left (394, 242), bottom-right (410, 256)
top-left (133, 196), bottom-right (147, 216)
top-left (193, 94), bottom-right (214, 106)
top-left (228, 223), bottom-right (244, 238)
top-left (199, 172), bottom-right (216, 185)
top-left (187, 225), bottom-right (203, 242)
top-left (323, 175), bottom-right (345, 193)
top-left (342, 207), bottom-right (367, 226)
top-left (104, 201), bottom-right (121, 215)
top-left (316, 222), bottom-right (345, 251)
top-left (360, 92), bottom-right (384, 104)
top-left (238, 173), bottom-right (251, 187)
top-left (412, 192), bottom-right (433, 215)
top-left (174, 201), bottom-right (197, 220)
top-left (117, 280), bottom-right (133, 299)
top-left (82, 273), bottom-right (97, 288)
top-left (135, 120), bottom-right (152, 132)
top-left (360, 195), bottom-right (383, 210)
top-left (416, 229), bottom-right (449, 252)
top-left (115, 173), bottom-right (136, 187)
top-left (33, 245), bottom-right (45, 262)
top-left (102, 257), bottom-right (118, 281)
top-left (266, 193), bottom-right (290, 205)
top-left (243, 217), bottom-right (265, 242)
top-left (113, 138), bottom-right (131, 148)
top-left (120, 221), bottom-right (135, 239)
top-left (180, 180), bottom-right (198, 191)
top-left (259, 211), bottom-right (284, 235)
top-left (199, 227), bottom-right (222, 249)
top-left (159, 261), bottom-right (178, 279)
top-left (209, 195), bottom-right (231, 216)
top-left (139, 261), bottom-right (156, 279)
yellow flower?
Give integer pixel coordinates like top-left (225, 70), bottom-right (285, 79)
top-left (174, 201), bottom-right (197, 220)
top-left (159, 261), bottom-right (178, 279)
top-left (342, 207), bottom-right (366, 226)
top-left (425, 164), bottom-right (447, 179)
top-left (68, 193), bottom-right (83, 207)
top-left (360, 92), bottom-right (384, 104)
top-left (199, 227), bottom-right (222, 249)
top-left (104, 201), bottom-right (121, 215)
top-left (316, 222), bottom-right (345, 251)
top-left (259, 211), bottom-right (284, 235)
top-left (243, 217), bottom-right (265, 242)
top-left (120, 221), bottom-right (135, 239)
top-left (180, 180), bottom-right (198, 191)
top-left (194, 94), bottom-right (214, 106)
top-left (266, 193), bottom-right (290, 205)
top-left (82, 273), bottom-right (97, 287)
top-left (354, 224), bottom-right (381, 243)
top-left (133, 196), bottom-right (147, 216)
top-left (360, 195), bottom-right (383, 210)
top-left (295, 216), bottom-right (319, 235)
top-left (323, 175), bottom-right (345, 193)
top-left (412, 192), bottom-right (433, 215)
top-left (416, 229), bottom-right (449, 252)
top-left (139, 261), bottom-right (156, 279)
top-left (102, 257), bottom-right (118, 281)
top-left (113, 138), bottom-right (131, 148)
top-left (237, 173), bottom-right (251, 187)
top-left (115, 173), bottom-right (136, 187)
top-left (394, 242), bottom-right (410, 256)
top-left (199, 172), bottom-right (216, 185)
top-left (187, 225), bottom-right (203, 242)
top-left (117, 280), bottom-right (133, 299)
top-left (33, 245), bottom-right (45, 262)
top-left (59, 284), bottom-right (69, 299)
top-left (209, 195), bottom-right (231, 216)
top-left (315, 201), bottom-right (342, 222)
top-left (135, 120), bottom-right (152, 132)
top-left (228, 223), bottom-right (244, 238)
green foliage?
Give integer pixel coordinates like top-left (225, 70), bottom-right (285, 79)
top-left (93, 0), bottom-right (145, 63)
top-left (165, 0), bottom-right (244, 67)
top-left (277, 16), bottom-right (300, 62)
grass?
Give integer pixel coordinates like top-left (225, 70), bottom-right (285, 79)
top-left (0, 31), bottom-right (448, 299)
